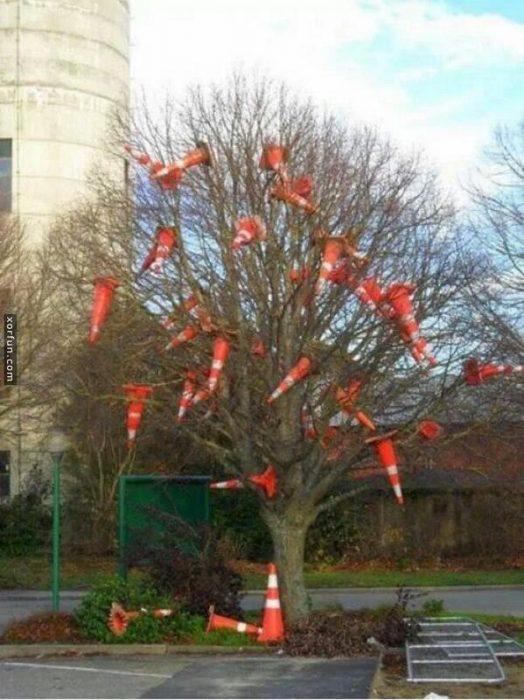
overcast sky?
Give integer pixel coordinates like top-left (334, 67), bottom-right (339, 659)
top-left (130, 0), bottom-right (524, 199)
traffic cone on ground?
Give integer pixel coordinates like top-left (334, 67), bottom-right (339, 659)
top-left (365, 431), bottom-right (404, 506)
top-left (248, 465), bottom-right (278, 498)
top-left (177, 369), bottom-right (198, 423)
top-left (418, 420), bottom-right (443, 440)
top-left (208, 336), bottom-right (231, 393)
top-left (209, 479), bottom-right (244, 490)
top-left (259, 143), bottom-right (289, 182)
top-left (152, 142), bottom-right (212, 180)
top-left (88, 276), bottom-right (120, 344)
top-left (258, 563), bottom-right (285, 643)
top-left (267, 356), bottom-right (313, 404)
top-left (108, 603), bottom-right (140, 636)
top-left (270, 176), bottom-right (317, 215)
top-left (231, 216), bottom-right (266, 251)
top-left (123, 384), bottom-right (153, 448)
top-left (206, 605), bottom-right (262, 636)
top-left (164, 324), bottom-right (199, 351)
top-left (315, 237), bottom-right (346, 295)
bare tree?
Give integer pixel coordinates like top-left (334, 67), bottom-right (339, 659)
top-left (44, 76), bottom-right (476, 621)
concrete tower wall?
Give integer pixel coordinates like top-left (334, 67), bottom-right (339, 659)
top-left (0, 0), bottom-right (130, 243)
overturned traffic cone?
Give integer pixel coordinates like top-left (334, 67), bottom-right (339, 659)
top-left (267, 356), bottom-right (313, 404)
top-left (258, 563), bottom-right (285, 643)
top-left (209, 479), bottom-right (244, 490)
top-left (177, 369), bottom-right (197, 423)
top-left (124, 144), bottom-right (182, 190)
top-left (208, 336), bottom-right (231, 393)
top-left (463, 358), bottom-right (523, 385)
top-left (335, 381), bottom-right (376, 432)
top-left (108, 603), bottom-right (138, 636)
top-left (123, 383), bottom-right (153, 448)
top-left (231, 216), bottom-right (266, 251)
top-left (248, 465), bottom-right (278, 499)
top-left (301, 405), bottom-right (318, 440)
top-left (150, 227), bottom-right (178, 275)
top-left (315, 237), bottom-right (346, 295)
top-left (270, 176), bottom-right (317, 215)
top-left (207, 605), bottom-right (262, 636)
top-left (152, 142), bottom-right (212, 181)
top-left (418, 420), bottom-right (443, 440)
top-left (383, 282), bottom-right (419, 340)
top-left (366, 431), bottom-right (404, 507)
top-left (165, 324), bottom-right (199, 351)
top-left (259, 143), bottom-right (289, 182)
top-left (407, 335), bottom-right (437, 368)
top-left (348, 275), bottom-right (388, 317)
top-left (88, 276), bottom-right (120, 344)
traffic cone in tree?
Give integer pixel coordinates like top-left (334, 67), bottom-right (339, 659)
top-left (124, 144), bottom-right (182, 190)
top-left (123, 384), bottom-right (153, 447)
top-left (162, 295), bottom-right (198, 330)
top-left (464, 358), bottom-right (523, 385)
top-left (289, 266), bottom-right (311, 284)
top-left (315, 237), bottom-right (346, 295)
top-left (301, 405), bottom-right (317, 440)
top-left (259, 143), bottom-right (289, 182)
top-left (248, 465), bottom-right (278, 498)
top-left (152, 142), bottom-right (212, 180)
top-left (335, 382), bottom-right (376, 431)
top-left (88, 276), bottom-right (120, 344)
top-left (209, 479), bottom-right (244, 490)
top-left (267, 356), bottom-right (313, 404)
top-left (407, 335), bottom-right (437, 368)
top-left (231, 216), bottom-right (266, 251)
top-left (365, 431), bottom-right (404, 506)
top-left (208, 337), bottom-right (231, 393)
top-left (150, 227), bottom-right (178, 275)
top-left (383, 282), bottom-right (419, 339)
top-left (418, 420), bottom-right (443, 440)
top-left (270, 176), bottom-right (317, 215)
top-left (258, 563), bottom-right (285, 643)
top-left (177, 369), bottom-right (198, 423)
top-left (251, 339), bottom-right (267, 357)
top-left (165, 324), bottom-right (199, 351)
top-left (347, 275), bottom-right (387, 317)
top-left (207, 605), bottom-right (262, 636)
top-left (344, 241), bottom-right (369, 268)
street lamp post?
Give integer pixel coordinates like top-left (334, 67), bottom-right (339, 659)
top-left (47, 429), bottom-right (68, 612)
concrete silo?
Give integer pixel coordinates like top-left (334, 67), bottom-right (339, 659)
top-left (0, 0), bottom-right (130, 243)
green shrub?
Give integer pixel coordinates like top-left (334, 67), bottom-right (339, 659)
top-left (421, 598), bottom-right (446, 616)
top-left (75, 574), bottom-right (196, 644)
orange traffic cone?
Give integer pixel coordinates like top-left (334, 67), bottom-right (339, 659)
top-left (267, 356), bottom-right (312, 404)
top-left (463, 358), bottom-right (521, 385)
top-left (124, 144), bottom-right (182, 190)
top-left (248, 465), bottom-right (278, 498)
top-left (335, 382), bottom-right (376, 431)
top-left (301, 405), bottom-right (317, 440)
top-left (315, 237), bottom-right (346, 295)
top-left (209, 479), bottom-right (244, 490)
top-left (418, 420), bottom-right (443, 440)
top-left (153, 142), bottom-right (212, 180)
top-left (162, 295), bottom-right (198, 331)
top-left (177, 369), bottom-right (197, 423)
top-left (207, 605), bottom-right (262, 636)
top-left (231, 216), bottom-right (266, 251)
top-left (108, 602), bottom-right (129, 636)
top-left (348, 275), bottom-right (387, 316)
top-left (123, 384), bottom-right (153, 448)
top-left (259, 143), bottom-right (289, 182)
top-left (88, 276), bottom-right (120, 344)
top-left (384, 282), bottom-right (419, 339)
top-left (208, 337), bottom-right (231, 393)
top-left (366, 431), bottom-right (404, 506)
top-left (289, 266), bottom-right (311, 284)
top-left (150, 227), bottom-right (178, 275)
top-left (270, 176), bottom-right (317, 215)
top-left (165, 324), bottom-right (199, 351)
top-left (258, 563), bottom-right (285, 643)
top-left (251, 339), bottom-right (267, 357)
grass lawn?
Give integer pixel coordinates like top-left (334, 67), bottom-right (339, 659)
top-left (0, 555), bottom-right (523, 590)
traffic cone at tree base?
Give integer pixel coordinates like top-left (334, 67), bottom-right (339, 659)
top-left (88, 276), bottom-right (120, 344)
top-left (123, 384), bottom-right (153, 447)
top-left (366, 431), bottom-right (404, 506)
top-left (267, 356), bottom-right (313, 404)
top-left (258, 563), bottom-right (284, 643)
top-left (207, 605), bottom-right (262, 636)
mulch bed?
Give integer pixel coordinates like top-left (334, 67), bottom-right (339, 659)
top-left (0, 613), bottom-right (87, 644)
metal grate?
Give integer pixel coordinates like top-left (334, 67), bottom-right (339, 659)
top-left (406, 618), bottom-right (506, 683)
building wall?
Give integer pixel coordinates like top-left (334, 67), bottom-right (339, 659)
top-left (0, 0), bottom-right (130, 496)
top-left (0, 0), bottom-right (129, 243)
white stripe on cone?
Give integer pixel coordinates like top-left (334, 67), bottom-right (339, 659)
top-left (265, 599), bottom-right (281, 609)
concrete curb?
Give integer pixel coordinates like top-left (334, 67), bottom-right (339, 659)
top-left (0, 643), bottom-right (278, 659)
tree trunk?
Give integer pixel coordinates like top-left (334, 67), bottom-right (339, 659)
top-left (262, 504), bottom-right (316, 624)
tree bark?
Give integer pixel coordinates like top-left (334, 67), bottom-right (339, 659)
top-left (262, 504), bottom-right (317, 624)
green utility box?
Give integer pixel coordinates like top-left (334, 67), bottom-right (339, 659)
top-left (117, 474), bottom-right (211, 576)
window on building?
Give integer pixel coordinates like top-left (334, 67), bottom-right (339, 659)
top-left (0, 139), bottom-right (13, 212)
top-left (0, 451), bottom-right (10, 498)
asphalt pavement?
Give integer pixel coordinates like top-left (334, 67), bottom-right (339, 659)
top-left (0, 654), bottom-right (378, 699)
top-left (0, 586), bottom-right (522, 634)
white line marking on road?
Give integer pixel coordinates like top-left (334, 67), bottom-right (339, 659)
top-left (2, 662), bottom-right (171, 679)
